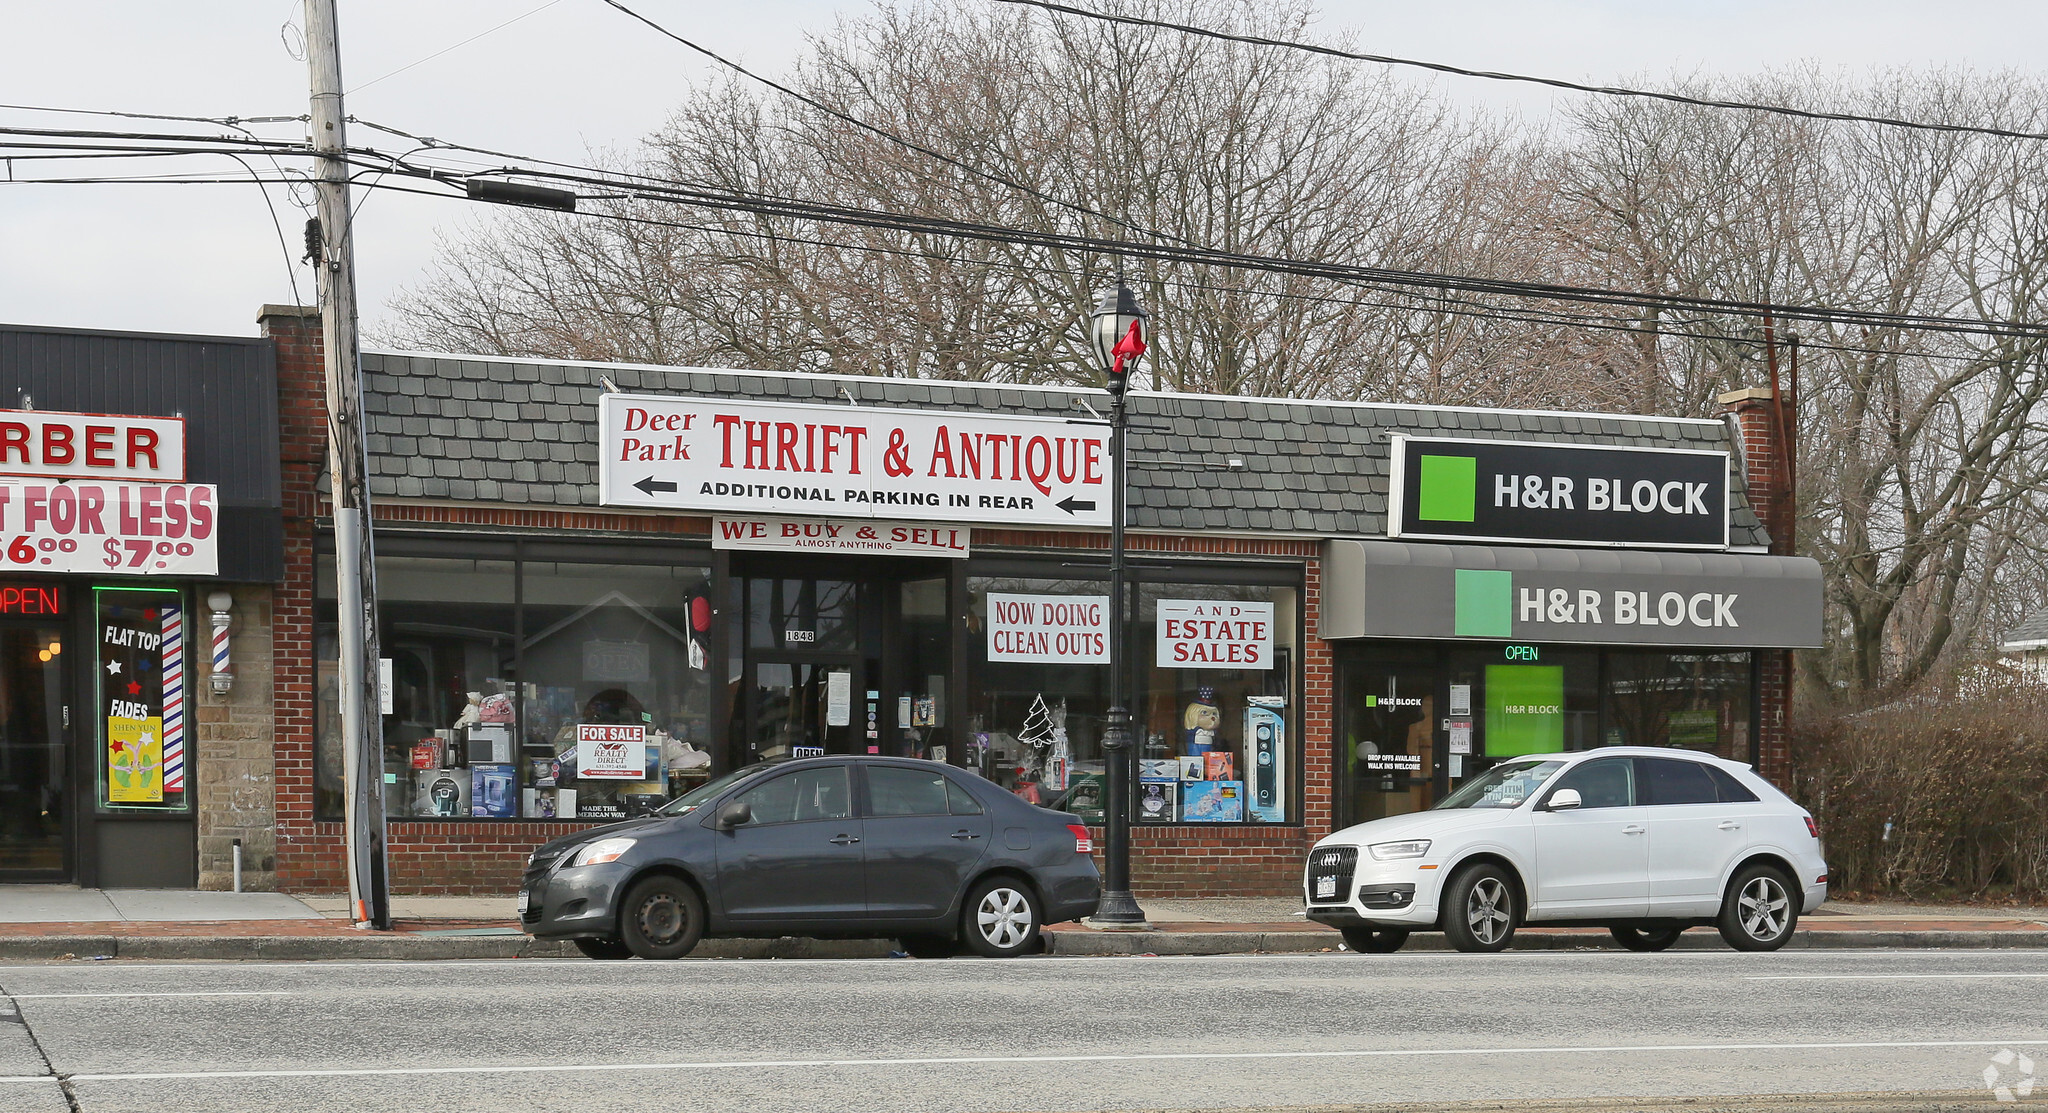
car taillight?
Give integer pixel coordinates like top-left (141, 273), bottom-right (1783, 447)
top-left (1804, 816), bottom-right (1820, 839)
top-left (1067, 824), bottom-right (1094, 854)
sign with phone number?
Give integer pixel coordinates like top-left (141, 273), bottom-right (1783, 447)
top-left (0, 481), bottom-right (218, 575)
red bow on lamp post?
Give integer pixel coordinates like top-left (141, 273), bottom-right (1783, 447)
top-left (1111, 320), bottom-right (1147, 378)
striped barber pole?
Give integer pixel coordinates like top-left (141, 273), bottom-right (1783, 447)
top-left (162, 605), bottom-right (185, 793)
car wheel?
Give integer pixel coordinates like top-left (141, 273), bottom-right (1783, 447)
top-left (1339, 926), bottom-right (1409, 953)
top-left (1610, 926), bottom-right (1684, 952)
top-left (618, 876), bottom-right (706, 960)
top-left (898, 934), bottom-right (960, 959)
top-left (1442, 863), bottom-right (1518, 953)
top-left (961, 878), bottom-right (1042, 958)
top-left (572, 937), bottom-right (635, 960)
top-left (1717, 864), bottom-right (1799, 952)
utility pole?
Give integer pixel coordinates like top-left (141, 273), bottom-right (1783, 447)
top-left (306, 0), bottom-right (391, 929)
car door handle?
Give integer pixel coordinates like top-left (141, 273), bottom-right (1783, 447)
top-left (950, 831), bottom-right (981, 841)
top-left (829, 834), bottom-right (861, 845)
top-left (1718, 821), bottom-right (1743, 830)
top-left (1621, 825), bottom-right (1647, 835)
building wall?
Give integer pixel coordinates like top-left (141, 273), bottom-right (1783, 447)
top-left (195, 584), bottom-right (279, 890)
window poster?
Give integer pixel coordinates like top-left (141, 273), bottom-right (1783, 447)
top-left (1483, 664), bottom-right (1564, 757)
top-left (100, 589), bottom-right (185, 808)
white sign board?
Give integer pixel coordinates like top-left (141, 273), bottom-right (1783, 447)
top-left (986, 593), bottom-right (1110, 664)
top-left (0, 481), bottom-right (218, 575)
top-left (826, 669), bottom-right (852, 727)
top-left (1156, 599), bottom-right (1276, 670)
top-left (713, 516), bottom-right (969, 558)
top-left (599, 393), bottom-right (1111, 528)
top-left (575, 724), bottom-right (647, 780)
top-left (0, 410), bottom-right (186, 482)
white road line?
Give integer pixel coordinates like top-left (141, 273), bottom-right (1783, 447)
top-left (7, 991), bottom-right (293, 1000)
top-left (1749, 973), bottom-right (2048, 981)
top-left (4, 1037), bottom-right (2047, 1084)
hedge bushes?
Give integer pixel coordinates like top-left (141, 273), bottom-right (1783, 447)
top-left (1790, 684), bottom-right (2048, 898)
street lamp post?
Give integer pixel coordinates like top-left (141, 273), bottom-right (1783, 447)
top-left (1087, 279), bottom-right (1150, 929)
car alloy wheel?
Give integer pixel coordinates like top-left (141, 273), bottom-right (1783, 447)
top-left (1442, 862), bottom-right (1518, 953)
top-left (618, 875), bottom-right (706, 960)
top-left (1717, 864), bottom-right (1799, 952)
top-left (961, 878), bottom-right (1042, 958)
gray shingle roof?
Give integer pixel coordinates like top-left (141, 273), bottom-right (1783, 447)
top-left (359, 352), bottom-right (1772, 548)
top-left (2005, 610), bottom-right (2048, 648)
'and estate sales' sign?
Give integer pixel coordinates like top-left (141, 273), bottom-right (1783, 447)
top-left (0, 411), bottom-right (186, 482)
top-left (986, 593), bottom-right (1110, 664)
top-left (1389, 436), bottom-right (1729, 549)
top-left (575, 724), bottom-right (647, 780)
top-left (0, 481), bottom-right (218, 575)
top-left (1156, 600), bottom-right (1275, 669)
top-left (599, 394), bottom-right (1111, 529)
top-left (713, 516), bottom-right (970, 558)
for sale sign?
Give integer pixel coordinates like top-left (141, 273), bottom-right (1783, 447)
top-left (598, 394), bottom-right (1111, 528)
top-left (986, 593), bottom-right (1110, 664)
top-left (575, 724), bottom-right (647, 780)
top-left (1156, 600), bottom-right (1275, 670)
top-left (0, 481), bottom-right (218, 575)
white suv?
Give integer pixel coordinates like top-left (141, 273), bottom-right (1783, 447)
top-left (1304, 747), bottom-right (1827, 953)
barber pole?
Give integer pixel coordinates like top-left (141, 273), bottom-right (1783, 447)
top-left (161, 605), bottom-right (185, 793)
top-left (209, 602), bottom-right (231, 694)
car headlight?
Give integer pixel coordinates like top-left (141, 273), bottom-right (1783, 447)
top-left (1367, 840), bottom-right (1431, 861)
top-left (569, 837), bottom-right (638, 867)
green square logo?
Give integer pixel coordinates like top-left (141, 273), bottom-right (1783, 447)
top-left (1454, 569), bottom-right (1512, 638)
top-left (1417, 455), bottom-right (1477, 522)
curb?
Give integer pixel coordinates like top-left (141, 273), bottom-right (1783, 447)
top-left (0, 928), bottom-right (2039, 962)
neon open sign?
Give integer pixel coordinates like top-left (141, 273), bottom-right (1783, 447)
top-left (0, 585), bottom-right (60, 614)
top-left (1504, 644), bottom-right (1541, 662)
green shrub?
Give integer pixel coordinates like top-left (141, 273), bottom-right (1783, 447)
top-left (1791, 683), bottom-right (2048, 898)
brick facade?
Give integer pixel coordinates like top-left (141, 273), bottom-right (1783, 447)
top-left (194, 584), bottom-right (279, 890)
top-left (1719, 387), bottom-right (1797, 785)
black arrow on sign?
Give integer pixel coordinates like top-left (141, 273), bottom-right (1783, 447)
top-left (1056, 496), bottom-right (1097, 515)
top-left (634, 476), bottom-right (678, 496)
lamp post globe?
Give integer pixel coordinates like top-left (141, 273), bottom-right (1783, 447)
top-left (1086, 278), bottom-right (1151, 929)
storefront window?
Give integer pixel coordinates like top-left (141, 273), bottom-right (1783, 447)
top-left (1604, 651), bottom-right (1752, 760)
top-left (963, 570), bottom-right (1300, 826)
top-left (316, 543), bottom-right (713, 821)
top-left (96, 587), bottom-right (191, 815)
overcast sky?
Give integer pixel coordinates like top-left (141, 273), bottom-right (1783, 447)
top-left (6, 0), bottom-right (2047, 342)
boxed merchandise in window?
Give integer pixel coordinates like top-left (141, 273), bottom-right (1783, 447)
top-left (471, 764), bottom-right (516, 818)
top-left (414, 769), bottom-right (470, 818)
top-left (1204, 752), bottom-right (1235, 780)
top-left (1181, 780), bottom-right (1245, 822)
top-left (467, 725), bottom-right (514, 765)
top-left (1137, 779), bottom-right (1177, 823)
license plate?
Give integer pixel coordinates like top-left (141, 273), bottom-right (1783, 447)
top-left (1315, 876), bottom-right (1337, 900)
top-left (516, 890), bottom-right (530, 915)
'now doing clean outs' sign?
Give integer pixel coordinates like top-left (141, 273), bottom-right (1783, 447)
top-left (1389, 436), bottom-right (1730, 549)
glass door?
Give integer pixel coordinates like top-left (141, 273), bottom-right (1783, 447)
top-left (1336, 655), bottom-right (1441, 829)
top-left (0, 623), bottom-right (69, 879)
top-left (746, 657), bottom-right (862, 761)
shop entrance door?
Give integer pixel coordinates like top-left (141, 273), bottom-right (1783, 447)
top-left (0, 621), bottom-right (70, 880)
top-left (745, 656), bottom-right (864, 762)
top-left (1335, 656), bottom-right (1441, 830)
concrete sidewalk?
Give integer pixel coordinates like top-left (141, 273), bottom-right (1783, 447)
top-left (0, 887), bottom-right (2041, 961)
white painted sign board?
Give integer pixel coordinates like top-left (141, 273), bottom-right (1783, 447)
top-left (599, 393), bottom-right (1111, 528)
top-left (712, 516), bottom-right (970, 557)
top-left (0, 410), bottom-right (186, 482)
top-left (1156, 599), bottom-right (1276, 670)
top-left (986, 593), bottom-right (1110, 664)
top-left (0, 480), bottom-right (219, 575)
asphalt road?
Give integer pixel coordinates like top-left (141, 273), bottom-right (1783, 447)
top-left (0, 949), bottom-right (2043, 1112)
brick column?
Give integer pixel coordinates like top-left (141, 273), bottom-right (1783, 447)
top-left (257, 304), bottom-right (348, 891)
top-left (195, 584), bottom-right (280, 889)
top-left (1718, 386), bottom-right (1796, 784)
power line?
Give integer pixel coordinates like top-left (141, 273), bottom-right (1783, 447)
top-left (594, 0), bottom-right (1193, 248)
top-left (347, 0), bottom-right (568, 95)
top-left (993, 0), bottom-right (2048, 143)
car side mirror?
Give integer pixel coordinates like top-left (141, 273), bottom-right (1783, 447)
top-left (1545, 788), bottom-right (1582, 812)
top-left (714, 801), bottom-right (753, 830)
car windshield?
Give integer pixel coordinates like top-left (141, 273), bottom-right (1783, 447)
top-left (655, 764), bottom-right (768, 816)
top-left (1433, 760), bottom-right (1566, 810)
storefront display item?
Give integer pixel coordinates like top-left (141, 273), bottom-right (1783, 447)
top-left (1204, 752), bottom-right (1235, 780)
top-left (471, 764), bottom-right (516, 818)
top-left (1182, 687), bottom-right (1221, 754)
top-left (466, 725), bottom-right (513, 765)
top-left (1177, 756), bottom-right (1203, 781)
top-left (1245, 697), bottom-right (1287, 822)
top-left (1181, 780), bottom-right (1245, 822)
top-left (410, 740), bottom-right (440, 770)
top-left (1138, 779), bottom-right (1177, 822)
top-left (1138, 759), bottom-right (1177, 780)
top-left (414, 769), bottom-right (470, 817)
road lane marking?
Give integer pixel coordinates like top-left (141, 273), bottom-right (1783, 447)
top-left (1749, 973), bottom-right (2048, 981)
top-left (8, 1037), bottom-right (2048, 1084)
top-left (7, 991), bottom-right (293, 1000)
